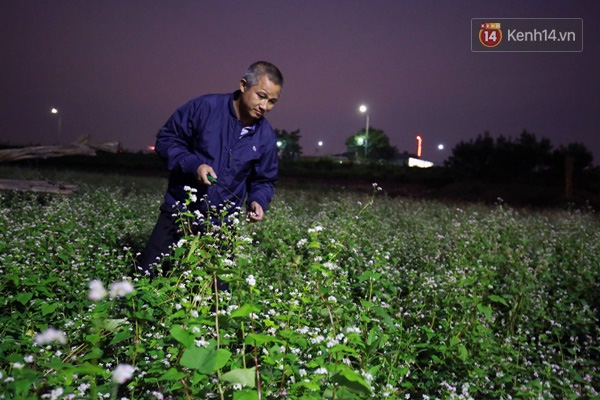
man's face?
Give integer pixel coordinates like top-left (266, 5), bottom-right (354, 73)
top-left (239, 75), bottom-right (281, 121)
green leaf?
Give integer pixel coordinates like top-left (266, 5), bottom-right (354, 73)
top-left (329, 344), bottom-right (360, 358)
top-left (85, 333), bottom-right (100, 345)
top-left (477, 303), bottom-right (492, 320)
top-left (41, 303), bottom-right (57, 315)
top-left (103, 318), bottom-right (127, 331)
top-left (220, 367), bottom-right (256, 388)
top-left (108, 329), bottom-right (133, 346)
top-left (187, 239), bottom-right (199, 262)
top-left (159, 367), bottom-right (186, 381)
top-left (229, 304), bottom-right (260, 319)
top-left (373, 306), bottom-right (394, 327)
top-left (171, 325), bottom-right (194, 349)
top-left (366, 327), bottom-right (378, 346)
top-left (180, 347), bottom-right (231, 374)
top-left (237, 257), bottom-right (250, 267)
top-left (450, 336), bottom-right (460, 347)
top-left (244, 333), bottom-right (281, 346)
top-left (458, 345), bottom-right (468, 361)
top-left (489, 294), bottom-right (509, 307)
top-left (330, 366), bottom-right (371, 394)
top-left (81, 347), bottom-right (103, 361)
top-left (233, 390), bottom-right (259, 400)
top-left (15, 292), bottom-right (33, 305)
top-left (358, 271), bottom-right (374, 283)
top-left (5, 274), bottom-right (19, 287)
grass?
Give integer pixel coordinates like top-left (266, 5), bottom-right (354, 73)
top-left (0, 166), bottom-right (598, 399)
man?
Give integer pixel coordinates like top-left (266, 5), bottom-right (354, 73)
top-left (138, 61), bottom-right (283, 277)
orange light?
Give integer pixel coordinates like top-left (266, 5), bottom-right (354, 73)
top-left (416, 136), bottom-right (422, 157)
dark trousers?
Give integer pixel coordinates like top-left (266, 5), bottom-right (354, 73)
top-left (138, 203), bottom-right (230, 291)
top-left (138, 203), bottom-right (180, 278)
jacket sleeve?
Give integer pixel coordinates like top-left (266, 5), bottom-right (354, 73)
top-left (155, 100), bottom-right (206, 176)
top-left (246, 142), bottom-right (278, 211)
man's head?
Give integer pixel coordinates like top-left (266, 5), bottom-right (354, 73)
top-left (236, 61), bottom-right (283, 125)
top-left (242, 61), bottom-right (284, 89)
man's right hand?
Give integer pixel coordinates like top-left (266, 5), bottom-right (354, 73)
top-left (197, 164), bottom-right (217, 185)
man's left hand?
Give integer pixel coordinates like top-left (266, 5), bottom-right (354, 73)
top-left (247, 201), bottom-right (264, 222)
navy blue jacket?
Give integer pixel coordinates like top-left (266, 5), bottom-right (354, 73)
top-left (155, 91), bottom-right (278, 214)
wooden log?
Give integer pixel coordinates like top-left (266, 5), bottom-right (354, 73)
top-left (0, 135), bottom-right (120, 163)
top-left (0, 179), bottom-right (78, 194)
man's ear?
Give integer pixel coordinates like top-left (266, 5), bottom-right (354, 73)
top-left (240, 79), bottom-right (248, 93)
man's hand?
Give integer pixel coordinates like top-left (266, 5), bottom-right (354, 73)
top-left (197, 164), bottom-right (217, 185)
top-left (247, 201), bottom-right (264, 222)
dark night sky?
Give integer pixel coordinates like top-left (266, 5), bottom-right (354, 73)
top-left (1, 1), bottom-right (599, 165)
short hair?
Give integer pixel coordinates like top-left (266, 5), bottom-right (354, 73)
top-left (242, 61), bottom-right (284, 89)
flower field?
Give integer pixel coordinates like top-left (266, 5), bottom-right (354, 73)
top-left (0, 167), bottom-right (598, 399)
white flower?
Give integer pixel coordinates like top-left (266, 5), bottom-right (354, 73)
top-left (34, 328), bottom-right (67, 345)
top-left (314, 367), bottom-right (328, 375)
top-left (246, 275), bottom-right (256, 287)
top-left (13, 362), bottom-right (24, 369)
top-left (77, 383), bottom-right (91, 396)
top-left (109, 281), bottom-right (135, 298)
top-left (310, 335), bottom-right (325, 344)
top-left (308, 226), bottom-right (324, 233)
top-left (41, 387), bottom-right (64, 400)
top-left (24, 355), bottom-right (34, 363)
top-left (346, 326), bottom-right (362, 334)
top-left (112, 363), bottom-right (136, 384)
top-left (88, 280), bottom-right (107, 301)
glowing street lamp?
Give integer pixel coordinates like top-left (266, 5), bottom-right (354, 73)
top-left (416, 135), bottom-right (422, 158)
top-left (51, 108), bottom-right (62, 142)
top-left (438, 144), bottom-right (444, 150)
top-left (359, 105), bottom-right (369, 157)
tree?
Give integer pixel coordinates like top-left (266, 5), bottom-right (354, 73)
top-left (446, 130), bottom-right (556, 178)
top-left (275, 129), bottom-right (302, 159)
top-left (551, 142), bottom-right (593, 172)
top-left (345, 127), bottom-right (398, 161)
top-left (445, 130), bottom-right (594, 179)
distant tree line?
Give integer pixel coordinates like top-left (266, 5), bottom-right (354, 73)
top-left (345, 127), bottom-right (398, 161)
top-left (445, 130), bottom-right (593, 179)
top-left (275, 129), bottom-right (302, 159)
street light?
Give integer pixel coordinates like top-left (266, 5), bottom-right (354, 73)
top-left (359, 105), bottom-right (369, 157)
top-left (316, 140), bottom-right (323, 154)
top-left (51, 108), bottom-right (62, 142)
